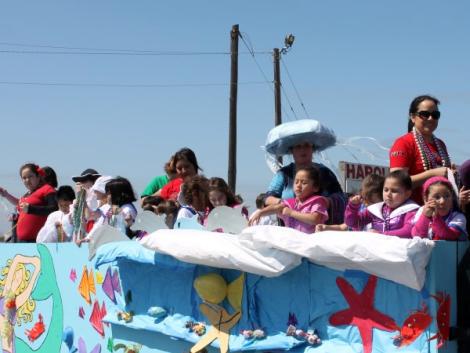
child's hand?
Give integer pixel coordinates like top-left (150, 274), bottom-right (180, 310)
top-left (281, 207), bottom-right (292, 217)
top-left (349, 194), bottom-right (362, 205)
top-left (423, 199), bottom-right (436, 218)
top-left (248, 210), bottom-right (261, 226)
top-left (315, 224), bottom-right (327, 232)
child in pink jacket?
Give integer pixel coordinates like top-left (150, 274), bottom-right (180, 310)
top-left (412, 176), bottom-right (467, 240)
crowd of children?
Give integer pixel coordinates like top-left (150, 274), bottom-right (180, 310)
top-left (0, 146), bottom-right (469, 243)
top-left (0, 147), bottom-right (249, 243)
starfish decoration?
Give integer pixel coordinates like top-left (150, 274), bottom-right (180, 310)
top-left (329, 275), bottom-right (399, 353)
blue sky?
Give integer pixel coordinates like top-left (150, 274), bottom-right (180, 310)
top-left (1, 1), bottom-right (469, 230)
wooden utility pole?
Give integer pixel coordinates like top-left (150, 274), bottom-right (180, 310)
top-left (228, 24), bottom-right (239, 192)
top-left (273, 48), bottom-right (282, 164)
top-left (273, 48), bottom-right (282, 127)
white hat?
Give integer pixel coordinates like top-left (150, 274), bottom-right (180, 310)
top-left (91, 176), bottom-right (114, 194)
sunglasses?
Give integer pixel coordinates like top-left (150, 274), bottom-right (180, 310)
top-left (416, 110), bottom-right (441, 120)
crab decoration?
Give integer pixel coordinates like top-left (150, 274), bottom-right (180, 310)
top-left (393, 304), bottom-right (432, 347)
top-left (25, 314), bottom-right (45, 342)
top-left (429, 292), bottom-right (450, 348)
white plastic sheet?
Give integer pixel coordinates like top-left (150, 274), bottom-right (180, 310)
top-left (139, 226), bottom-right (434, 290)
top-left (241, 226), bottom-right (435, 290)
top-left (139, 229), bottom-right (302, 277)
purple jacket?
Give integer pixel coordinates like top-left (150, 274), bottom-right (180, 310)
top-left (345, 200), bottom-right (419, 238)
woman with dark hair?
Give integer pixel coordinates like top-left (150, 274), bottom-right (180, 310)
top-left (262, 120), bottom-right (346, 225)
top-left (157, 147), bottom-right (202, 201)
top-left (0, 163), bottom-right (57, 242)
top-left (42, 166), bottom-right (58, 188)
top-left (390, 95), bottom-right (454, 204)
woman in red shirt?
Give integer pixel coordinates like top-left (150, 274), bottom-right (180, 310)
top-left (0, 163), bottom-right (57, 242)
top-left (389, 95), bottom-right (454, 204)
top-left (157, 148), bottom-right (202, 201)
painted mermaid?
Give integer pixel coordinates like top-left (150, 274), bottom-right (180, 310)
top-left (0, 255), bottom-right (41, 353)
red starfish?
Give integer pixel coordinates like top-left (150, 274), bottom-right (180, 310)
top-left (329, 275), bottom-right (399, 353)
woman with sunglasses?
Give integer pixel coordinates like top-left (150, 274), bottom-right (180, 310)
top-left (390, 95), bottom-right (453, 204)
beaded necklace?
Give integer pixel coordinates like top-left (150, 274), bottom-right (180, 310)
top-left (412, 127), bottom-right (451, 171)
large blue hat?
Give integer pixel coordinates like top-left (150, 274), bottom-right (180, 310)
top-left (264, 119), bottom-right (336, 156)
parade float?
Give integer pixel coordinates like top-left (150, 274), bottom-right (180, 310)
top-left (1, 119), bottom-right (467, 353)
top-left (0, 201), bottom-right (466, 353)
top-left (0, 210), bottom-right (466, 353)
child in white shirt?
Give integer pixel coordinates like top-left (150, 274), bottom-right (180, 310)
top-left (37, 186), bottom-right (75, 242)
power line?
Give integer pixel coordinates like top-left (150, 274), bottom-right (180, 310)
top-left (281, 58), bottom-right (310, 119)
top-left (0, 48), bottom-right (270, 56)
top-left (0, 41), bottom-right (273, 54)
top-left (280, 82), bottom-right (298, 121)
top-left (238, 33), bottom-right (273, 88)
top-left (278, 57), bottom-right (299, 121)
top-left (0, 80), bottom-right (267, 88)
top-left (239, 32), bottom-right (292, 121)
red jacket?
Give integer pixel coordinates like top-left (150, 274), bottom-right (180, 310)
top-left (17, 184), bottom-right (57, 242)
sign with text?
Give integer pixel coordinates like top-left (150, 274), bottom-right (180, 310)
top-left (339, 161), bottom-right (389, 193)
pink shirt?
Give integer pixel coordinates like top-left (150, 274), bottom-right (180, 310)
top-left (280, 195), bottom-right (328, 234)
